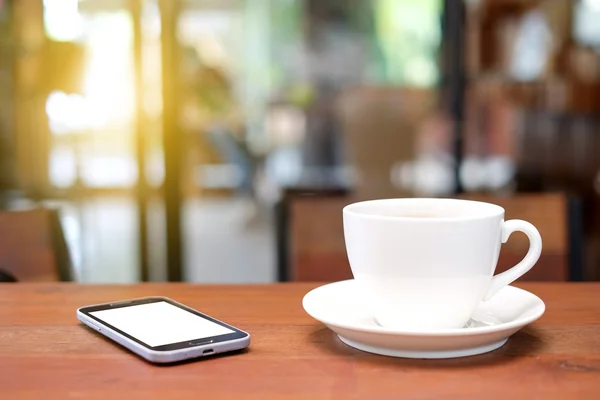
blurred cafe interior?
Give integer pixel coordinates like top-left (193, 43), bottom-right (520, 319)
top-left (1, 0), bottom-right (600, 284)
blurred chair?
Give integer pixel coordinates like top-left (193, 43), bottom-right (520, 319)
top-left (336, 86), bottom-right (434, 199)
top-left (457, 193), bottom-right (577, 281)
top-left (274, 188), bottom-right (350, 282)
top-left (280, 193), bottom-right (580, 282)
top-left (0, 270), bottom-right (17, 282)
top-left (0, 208), bottom-right (73, 282)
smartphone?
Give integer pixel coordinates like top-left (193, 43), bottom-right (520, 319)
top-left (77, 296), bottom-right (250, 363)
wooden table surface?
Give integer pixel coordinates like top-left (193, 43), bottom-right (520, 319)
top-left (1, 282), bottom-right (600, 399)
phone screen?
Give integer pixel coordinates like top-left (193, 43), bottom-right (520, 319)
top-left (90, 301), bottom-right (234, 347)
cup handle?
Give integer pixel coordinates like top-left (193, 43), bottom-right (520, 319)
top-left (483, 219), bottom-right (542, 301)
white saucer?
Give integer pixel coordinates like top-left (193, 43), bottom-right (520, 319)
top-left (302, 279), bottom-right (545, 359)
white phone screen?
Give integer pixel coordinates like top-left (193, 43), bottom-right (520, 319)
top-left (90, 301), bottom-right (234, 347)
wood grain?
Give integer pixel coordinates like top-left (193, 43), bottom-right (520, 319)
top-left (1, 282), bottom-right (599, 399)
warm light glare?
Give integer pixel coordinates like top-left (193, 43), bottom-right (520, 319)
top-left (49, 145), bottom-right (77, 187)
top-left (44, 12), bottom-right (135, 132)
top-left (46, 91), bottom-right (108, 134)
top-left (81, 155), bottom-right (138, 188)
top-left (43, 0), bottom-right (83, 41)
top-left (82, 12), bottom-right (135, 126)
top-left (45, 11), bottom-right (138, 189)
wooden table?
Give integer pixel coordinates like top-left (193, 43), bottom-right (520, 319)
top-left (1, 283), bottom-right (600, 399)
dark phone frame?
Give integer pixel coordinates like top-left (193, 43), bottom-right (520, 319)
top-left (79, 297), bottom-right (248, 352)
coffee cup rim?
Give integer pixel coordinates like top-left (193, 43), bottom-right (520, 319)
top-left (343, 198), bottom-right (505, 222)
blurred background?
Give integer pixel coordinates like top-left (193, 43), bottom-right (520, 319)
top-left (0, 0), bottom-right (599, 284)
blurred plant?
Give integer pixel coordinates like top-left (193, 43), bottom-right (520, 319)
top-left (287, 83), bottom-right (316, 109)
top-left (374, 0), bottom-right (441, 86)
top-left (195, 65), bottom-right (232, 117)
top-left (181, 41), bottom-right (238, 132)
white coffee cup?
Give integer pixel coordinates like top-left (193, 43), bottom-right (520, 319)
top-left (343, 198), bottom-right (542, 331)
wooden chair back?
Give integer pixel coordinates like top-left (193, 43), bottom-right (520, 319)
top-left (457, 193), bottom-right (569, 280)
top-left (286, 193), bottom-right (570, 282)
top-left (0, 208), bottom-right (72, 282)
top-left (288, 197), bottom-right (352, 282)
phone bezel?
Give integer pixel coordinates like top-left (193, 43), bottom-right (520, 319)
top-left (78, 297), bottom-right (248, 352)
